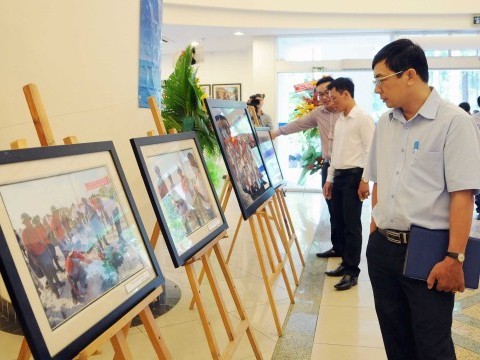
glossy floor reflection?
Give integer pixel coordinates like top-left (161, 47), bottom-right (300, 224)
top-left (2, 192), bottom-right (480, 359)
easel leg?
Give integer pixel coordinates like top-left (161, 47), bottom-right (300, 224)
top-left (149, 222), bottom-right (161, 249)
top-left (255, 212), bottom-right (277, 274)
top-left (188, 249), bottom-right (211, 310)
top-left (185, 263), bottom-right (222, 359)
top-left (110, 330), bottom-right (133, 360)
top-left (277, 189), bottom-right (305, 266)
top-left (112, 323), bottom-right (131, 360)
top-left (213, 244), bottom-right (263, 359)
top-left (226, 215), bottom-right (243, 263)
top-left (248, 217), bottom-right (283, 337)
top-left (17, 338), bottom-right (31, 360)
top-left (268, 201), bottom-right (299, 286)
top-left (258, 211), bottom-right (295, 304)
top-left (139, 307), bottom-right (172, 360)
top-left (201, 254), bottom-right (235, 341)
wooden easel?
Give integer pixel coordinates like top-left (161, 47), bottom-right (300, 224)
top-left (14, 83), bottom-right (171, 360)
top-left (247, 105), bottom-right (304, 264)
top-left (147, 96), bottom-right (262, 358)
top-left (185, 231), bottom-right (262, 359)
top-left (185, 105), bottom-right (301, 337)
top-left (199, 176), bottom-right (297, 336)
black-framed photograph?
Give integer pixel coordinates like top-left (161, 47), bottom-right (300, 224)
top-left (205, 99), bottom-right (274, 220)
top-left (0, 142), bottom-right (164, 360)
top-left (212, 83), bottom-right (242, 101)
top-left (199, 84), bottom-right (211, 98)
top-left (130, 132), bottom-right (228, 268)
top-left (255, 127), bottom-right (285, 189)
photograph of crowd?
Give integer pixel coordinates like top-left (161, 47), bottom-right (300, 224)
top-left (0, 166), bottom-right (150, 330)
top-left (147, 148), bottom-right (219, 256)
top-left (256, 127), bottom-right (284, 188)
top-left (206, 101), bottom-right (273, 219)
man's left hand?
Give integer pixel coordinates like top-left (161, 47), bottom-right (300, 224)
top-left (358, 180), bottom-right (370, 201)
top-left (426, 257), bottom-right (465, 293)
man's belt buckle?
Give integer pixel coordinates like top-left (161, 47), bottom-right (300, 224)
top-left (386, 229), bottom-right (408, 244)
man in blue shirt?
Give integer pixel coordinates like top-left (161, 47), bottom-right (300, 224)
top-left (367, 39), bottom-right (480, 359)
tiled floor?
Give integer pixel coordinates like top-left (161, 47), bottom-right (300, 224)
top-left (1, 191), bottom-right (480, 359)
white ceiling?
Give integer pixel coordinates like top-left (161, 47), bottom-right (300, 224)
top-left (161, 24), bottom-right (393, 55)
top-left (161, 2), bottom-right (480, 56)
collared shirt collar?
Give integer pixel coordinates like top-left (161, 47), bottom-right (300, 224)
top-left (344, 104), bottom-right (360, 119)
top-left (389, 87), bottom-right (440, 123)
top-left (319, 105), bottom-right (338, 115)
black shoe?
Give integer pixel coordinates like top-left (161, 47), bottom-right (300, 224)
top-left (477, 213), bottom-right (480, 220)
top-left (325, 264), bottom-right (345, 277)
top-left (334, 275), bottom-right (358, 291)
top-left (316, 248), bottom-right (340, 258)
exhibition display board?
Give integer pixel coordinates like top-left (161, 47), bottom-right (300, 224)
top-left (3, 83), bottom-right (172, 360)
top-left (139, 96), bottom-right (262, 359)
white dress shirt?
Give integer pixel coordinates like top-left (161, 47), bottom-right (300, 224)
top-left (327, 105), bottom-right (375, 182)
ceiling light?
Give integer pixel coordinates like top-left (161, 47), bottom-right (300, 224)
top-left (233, 32), bottom-right (244, 36)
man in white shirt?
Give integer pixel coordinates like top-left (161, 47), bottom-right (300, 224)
top-left (323, 77), bottom-right (375, 290)
top-left (272, 77), bottom-right (341, 258)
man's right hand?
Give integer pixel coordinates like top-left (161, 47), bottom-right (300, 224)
top-left (323, 181), bottom-right (332, 200)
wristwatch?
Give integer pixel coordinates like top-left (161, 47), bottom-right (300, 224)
top-left (446, 251), bottom-right (465, 263)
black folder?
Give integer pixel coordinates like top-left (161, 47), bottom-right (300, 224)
top-left (403, 224), bottom-right (480, 289)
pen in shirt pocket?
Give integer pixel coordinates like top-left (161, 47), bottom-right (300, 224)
top-left (413, 140), bottom-right (419, 153)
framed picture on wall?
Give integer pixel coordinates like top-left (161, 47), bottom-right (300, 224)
top-left (199, 84), bottom-right (211, 98)
top-left (130, 132), bottom-right (228, 268)
top-left (205, 99), bottom-right (274, 220)
top-left (255, 127), bottom-right (285, 189)
top-left (0, 142), bottom-right (164, 360)
top-left (212, 83), bottom-right (242, 101)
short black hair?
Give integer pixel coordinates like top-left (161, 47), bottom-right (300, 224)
top-left (372, 38), bottom-right (429, 83)
top-left (477, 96), bottom-right (480, 108)
top-left (327, 77), bottom-right (355, 99)
top-left (459, 102), bottom-right (471, 113)
top-left (316, 76), bottom-right (334, 87)
top-left (247, 97), bottom-right (260, 107)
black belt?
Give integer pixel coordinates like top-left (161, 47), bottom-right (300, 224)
top-left (377, 228), bottom-right (409, 244)
top-left (334, 167), bottom-right (363, 177)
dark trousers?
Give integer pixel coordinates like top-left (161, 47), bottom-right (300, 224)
top-left (367, 230), bottom-right (456, 360)
top-left (331, 171), bottom-right (362, 276)
top-left (321, 161), bottom-right (332, 216)
top-left (475, 194), bottom-right (480, 214)
top-left (321, 161), bottom-right (334, 245)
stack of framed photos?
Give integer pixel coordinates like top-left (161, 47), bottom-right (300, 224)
top-left (205, 99), bottom-right (274, 220)
top-left (0, 142), bottom-right (164, 359)
top-left (131, 132), bottom-right (228, 268)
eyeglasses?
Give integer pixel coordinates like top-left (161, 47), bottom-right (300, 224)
top-left (373, 71), bottom-right (404, 87)
top-left (317, 92), bottom-right (330, 98)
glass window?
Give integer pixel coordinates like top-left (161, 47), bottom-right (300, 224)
top-left (424, 50), bottom-right (449, 57)
top-left (276, 71), bottom-right (387, 191)
top-left (429, 70), bottom-right (480, 111)
top-left (451, 50), bottom-right (479, 57)
top-left (276, 69), bottom-right (480, 191)
top-left (277, 35), bottom-right (391, 61)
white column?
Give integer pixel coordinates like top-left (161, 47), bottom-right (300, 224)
top-left (252, 36), bottom-right (277, 127)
